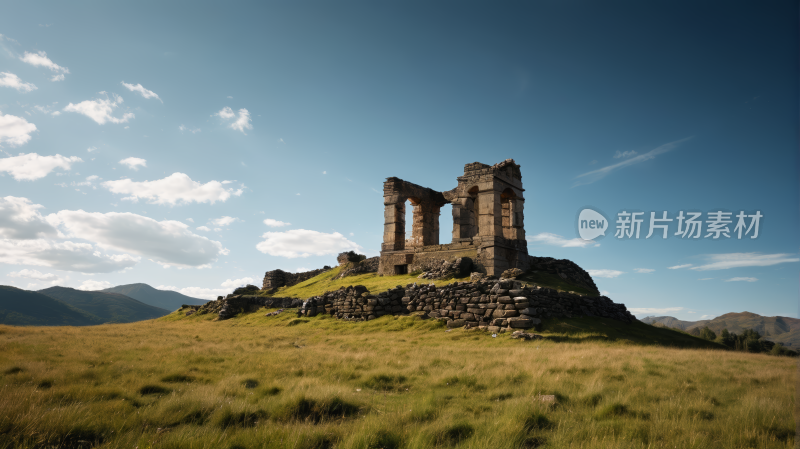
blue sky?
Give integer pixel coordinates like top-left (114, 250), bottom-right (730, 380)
top-left (0, 1), bottom-right (797, 320)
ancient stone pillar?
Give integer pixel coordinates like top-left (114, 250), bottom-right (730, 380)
top-left (382, 201), bottom-right (405, 251)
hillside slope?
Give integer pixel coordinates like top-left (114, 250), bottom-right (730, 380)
top-left (0, 286), bottom-right (103, 326)
top-left (39, 287), bottom-right (169, 323)
top-left (102, 283), bottom-right (208, 311)
top-left (643, 312), bottom-right (800, 348)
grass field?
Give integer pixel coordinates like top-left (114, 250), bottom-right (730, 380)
top-left (0, 307), bottom-right (795, 449)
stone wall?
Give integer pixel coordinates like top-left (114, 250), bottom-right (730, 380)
top-left (198, 295), bottom-right (302, 320)
top-left (262, 267), bottom-right (331, 291)
top-left (528, 256), bottom-right (598, 293)
top-left (296, 278), bottom-right (635, 332)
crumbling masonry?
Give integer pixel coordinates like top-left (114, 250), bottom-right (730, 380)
top-left (379, 159), bottom-right (529, 277)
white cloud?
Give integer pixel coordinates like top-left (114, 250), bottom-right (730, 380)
top-left (527, 232), bottom-right (599, 248)
top-left (256, 229), bottom-right (362, 258)
top-left (0, 196), bottom-right (58, 239)
top-left (8, 269), bottom-right (59, 281)
top-left (690, 253), bottom-right (800, 271)
top-left (0, 153), bottom-right (82, 180)
top-left (47, 210), bottom-right (229, 268)
top-left (323, 171), bottom-right (327, 174)
top-left (0, 112), bottom-right (37, 147)
top-left (700, 315), bottom-right (715, 319)
top-left (102, 172), bottom-right (243, 205)
top-left (668, 264), bottom-right (692, 270)
top-left (196, 226), bottom-right (210, 232)
top-left (216, 107), bottom-right (252, 134)
top-left (78, 280), bottom-right (113, 291)
top-left (220, 277), bottom-right (255, 288)
top-left (628, 307), bottom-right (684, 315)
top-left (179, 124), bottom-right (201, 134)
top-left (19, 51), bottom-right (69, 79)
top-left (600, 290), bottom-right (610, 296)
top-left (211, 216), bottom-right (238, 227)
top-left (0, 238), bottom-right (140, 273)
top-left (587, 269), bottom-right (624, 278)
top-left (121, 82), bottom-right (162, 102)
top-left (0, 72), bottom-right (37, 92)
top-left (295, 267), bottom-right (310, 273)
top-left (724, 277), bottom-right (758, 282)
top-left (87, 147), bottom-right (97, 153)
top-left (63, 94), bottom-right (134, 125)
top-left (613, 150), bottom-right (638, 159)
top-left (633, 268), bottom-right (655, 273)
top-left (574, 137), bottom-right (691, 186)
top-left (119, 157), bottom-right (146, 170)
top-left (263, 218), bottom-right (291, 227)
top-left (160, 277), bottom-right (257, 300)
top-left (166, 286), bottom-right (228, 300)
top-left (186, 218), bottom-right (194, 223)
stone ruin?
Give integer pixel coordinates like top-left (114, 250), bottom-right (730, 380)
top-left (379, 159), bottom-right (529, 278)
top-left (191, 157), bottom-right (636, 330)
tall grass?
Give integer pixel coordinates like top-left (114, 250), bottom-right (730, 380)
top-left (0, 310), bottom-right (794, 448)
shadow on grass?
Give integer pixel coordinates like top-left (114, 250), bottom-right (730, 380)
top-left (540, 317), bottom-right (729, 349)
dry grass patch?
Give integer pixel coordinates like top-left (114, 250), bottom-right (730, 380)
top-left (0, 312), bottom-right (794, 448)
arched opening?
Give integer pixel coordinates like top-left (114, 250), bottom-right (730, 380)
top-left (440, 202), bottom-right (453, 244)
top-left (501, 188), bottom-right (518, 239)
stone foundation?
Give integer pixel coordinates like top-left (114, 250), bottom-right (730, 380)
top-left (296, 279), bottom-right (635, 331)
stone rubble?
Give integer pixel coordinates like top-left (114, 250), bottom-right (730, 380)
top-left (528, 256), bottom-right (598, 293)
top-left (416, 257), bottom-right (473, 280)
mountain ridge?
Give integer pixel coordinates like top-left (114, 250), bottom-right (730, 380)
top-left (102, 283), bottom-right (208, 312)
top-left (39, 286), bottom-right (170, 323)
top-left (642, 311), bottom-right (800, 348)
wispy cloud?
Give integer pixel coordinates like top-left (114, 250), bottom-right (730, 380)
top-left (121, 82), bottom-right (162, 103)
top-left (587, 269), bottom-right (624, 278)
top-left (119, 157), bottom-right (146, 170)
top-left (724, 277), bottom-right (758, 282)
top-left (63, 94), bottom-right (134, 125)
top-left (19, 51), bottom-right (69, 81)
top-left (527, 232), bottom-right (599, 248)
top-left (628, 307), bottom-right (683, 315)
top-left (668, 264), bottom-right (692, 270)
top-left (0, 72), bottom-right (37, 92)
top-left (574, 137), bottom-right (691, 186)
top-left (264, 218), bottom-right (290, 227)
top-left (690, 253), bottom-right (799, 271)
top-left (613, 150), bottom-right (637, 159)
top-left (633, 268), bottom-right (654, 273)
top-left (216, 107), bottom-right (252, 134)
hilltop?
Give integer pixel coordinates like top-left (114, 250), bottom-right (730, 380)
top-left (642, 312), bottom-right (800, 348)
top-left (0, 286), bottom-right (103, 326)
top-left (38, 287), bottom-right (170, 324)
top-left (102, 283), bottom-right (207, 311)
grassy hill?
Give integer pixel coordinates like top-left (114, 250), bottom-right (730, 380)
top-left (0, 285), bottom-right (103, 326)
top-left (642, 312), bottom-right (800, 348)
top-left (39, 287), bottom-right (170, 324)
top-left (0, 309), bottom-right (793, 448)
top-left (263, 265), bottom-right (599, 299)
top-left (102, 283), bottom-right (207, 312)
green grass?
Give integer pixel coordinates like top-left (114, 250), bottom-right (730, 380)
top-left (260, 266), bottom-right (472, 298)
top-left (0, 310), bottom-right (794, 448)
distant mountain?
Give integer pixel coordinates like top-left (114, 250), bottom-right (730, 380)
top-left (39, 287), bottom-right (170, 323)
top-left (642, 312), bottom-right (800, 348)
top-left (102, 283), bottom-right (208, 312)
top-left (0, 285), bottom-right (103, 326)
top-left (640, 316), bottom-right (708, 330)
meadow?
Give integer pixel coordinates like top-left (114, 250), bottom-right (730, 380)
top-left (0, 308), bottom-right (795, 449)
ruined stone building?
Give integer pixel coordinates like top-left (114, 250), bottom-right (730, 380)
top-left (378, 159), bottom-right (530, 277)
